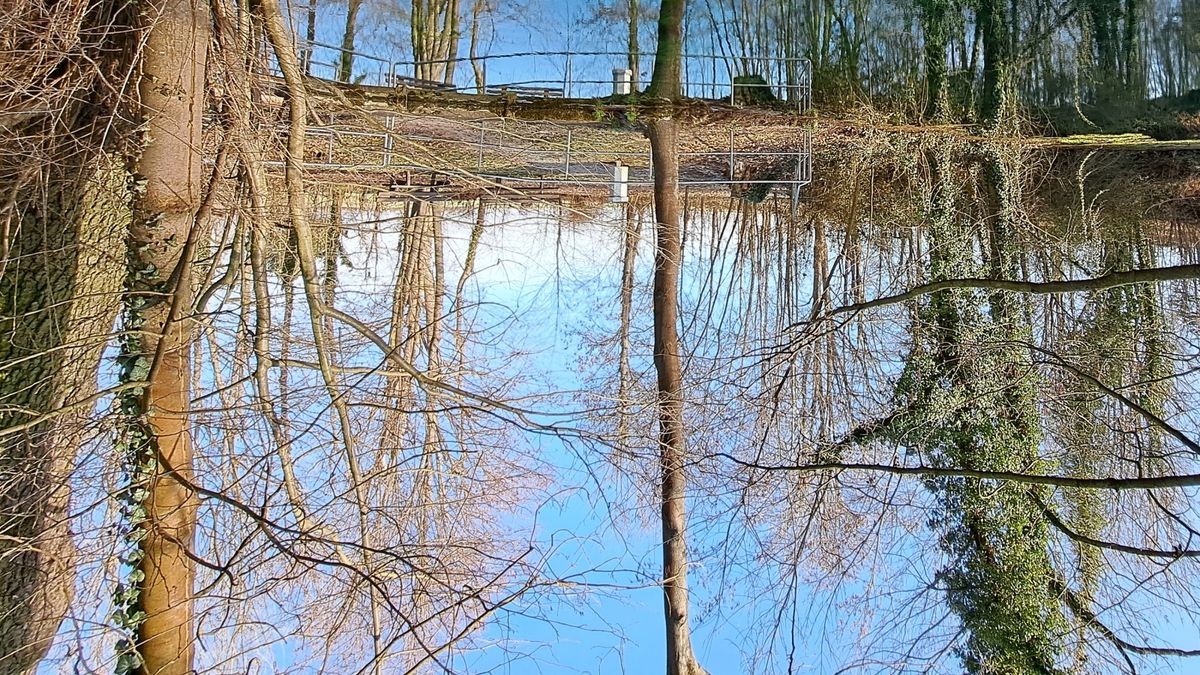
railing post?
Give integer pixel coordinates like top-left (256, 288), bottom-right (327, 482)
top-left (711, 56), bottom-right (718, 99)
top-left (478, 121), bottom-right (486, 171)
top-left (327, 129), bottom-right (335, 165)
top-left (794, 144), bottom-right (801, 196)
top-left (383, 115), bottom-right (395, 167)
top-left (613, 68), bottom-right (632, 96)
top-left (611, 162), bottom-right (629, 203)
top-left (728, 127), bottom-right (735, 180)
top-left (564, 128), bottom-right (572, 177)
top-left (796, 63), bottom-right (803, 115)
top-left (808, 61), bottom-right (813, 112)
top-left (681, 54), bottom-right (687, 98)
top-left (807, 130), bottom-right (813, 182)
top-left (564, 52), bottom-right (573, 98)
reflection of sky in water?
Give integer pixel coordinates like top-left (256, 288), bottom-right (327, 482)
top-left (420, 202), bottom-right (1200, 674)
top-left (52, 195), bottom-right (1200, 673)
top-left (306, 202), bottom-right (1200, 673)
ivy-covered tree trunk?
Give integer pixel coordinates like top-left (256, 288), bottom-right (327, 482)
top-left (919, 0), bottom-right (952, 119)
top-left (125, 0), bottom-right (208, 671)
top-left (978, 0), bottom-right (1013, 122)
top-left (890, 149), bottom-right (1066, 673)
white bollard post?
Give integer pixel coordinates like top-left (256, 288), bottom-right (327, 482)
top-left (610, 163), bottom-right (629, 203)
top-left (613, 68), bottom-right (632, 96)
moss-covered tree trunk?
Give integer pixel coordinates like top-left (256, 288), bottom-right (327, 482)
top-left (127, 0), bottom-right (208, 671)
top-left (0, 0), bottom-right (132, 669)
top-left (0, 164), bottom-right (127, 674)
top-left (645, 0), bottom-right (685, 99)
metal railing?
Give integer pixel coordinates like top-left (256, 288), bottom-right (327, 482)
top-left (275, 117), bottom-right (813, 195)
top-left (284, 41), bottom-right (812, 112)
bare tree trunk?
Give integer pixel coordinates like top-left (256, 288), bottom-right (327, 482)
top-left (303, 0), bottom-right (318, 75)
top-left (128, 0), bottom-right (208, 671)
top-left (468, 0), bottom-right (487, 91)
top-left (338, 0), bottom-right (362, 82)
top-left (645, 1), bottom-right (703, 670)
top-left (629, 0), bottom-right (641, 90)
top-left (412, 0), bottom-right (460, 82)
top-left (646, 0), bottom-right (685, 98)
top-left (442, 1), bottom-right (461, 86)
top-left (616, 204), bottom-right (640, 457)
top-left (648, 118), bottom-right (705, 675)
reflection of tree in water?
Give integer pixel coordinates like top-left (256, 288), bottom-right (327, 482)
top-left (669, 137), bottom-right (1200, 672)
top-left (832, 141), bottom-right (1198, 672)
top-left (189, 188), bottom-right (555, 671)
top-left (886, 145), bottom-right (1066, 672)
top-left (357, 198), bottom-right (541, 670)
top-left (232, 140), bottom-right (1197, 673)
top-left (1042, 157), bottom-right (1184, 672)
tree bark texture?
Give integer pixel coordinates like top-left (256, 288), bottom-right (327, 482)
top-left (0, 165), bottom-right (127, 674)
top-left (646, 0), bottom-right (685, 99)
top-left (129, 0), bottom-right (208, 671)
top-left (412, 0), bottom-right (462, 83)
top-left (648, 118), bottom-right (705, 675)
top-left (0, 0), bottom-right (133, 670)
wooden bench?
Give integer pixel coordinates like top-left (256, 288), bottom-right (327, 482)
top-left (388, 74), bottom-right (456, 91)
top-left (485, 84), bottom-right (565, 99)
